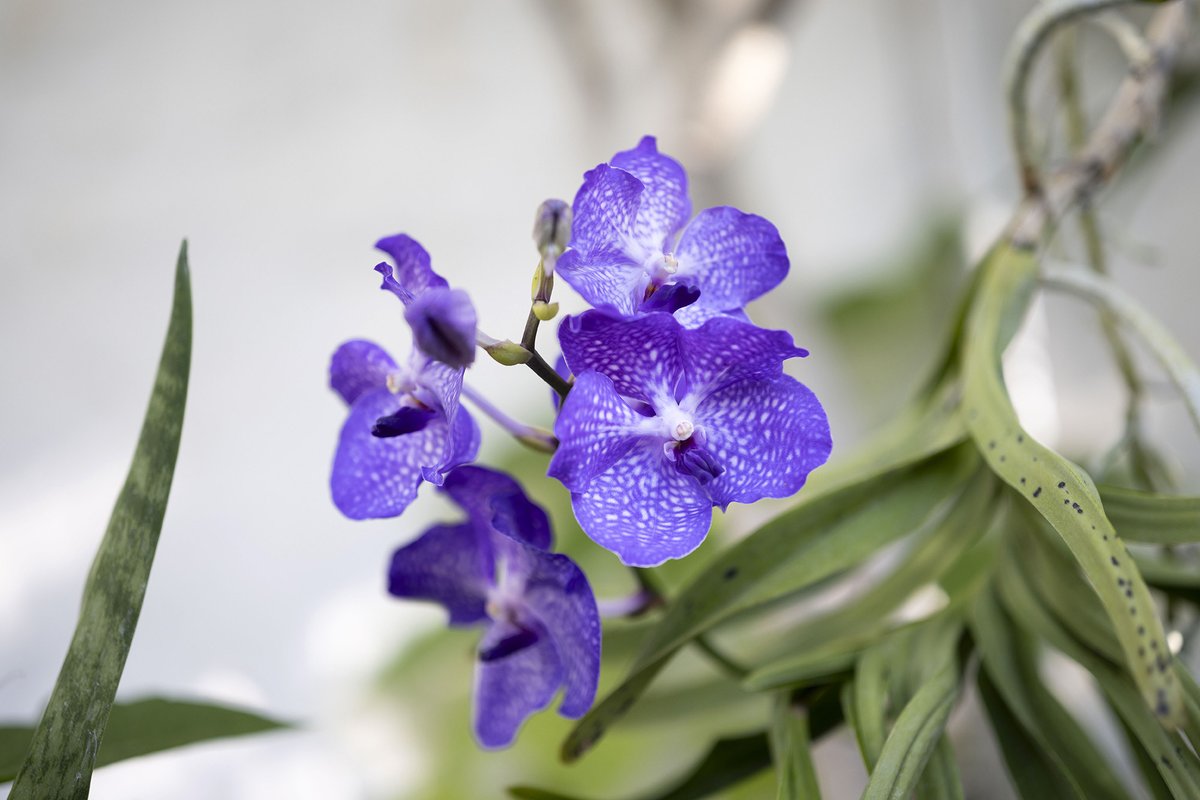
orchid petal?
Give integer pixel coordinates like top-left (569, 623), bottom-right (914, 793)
top-left (610, 135), bottom-right (691, 253)
top-left (473, 620), bottom-right (562, 749)
top-left (570, 442), bottom-right (712, 567)
top-left (329, 340), bottom-right (397, 406)
top-left (700, 374), bottom-right (832, 509)
top-left (387, 523), bottom-right (490, 625)
top-left (675, 206), bottom-right (789, 312)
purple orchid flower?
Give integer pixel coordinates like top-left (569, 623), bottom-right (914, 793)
top-left (328, 235), bottom-right (480, 520)
top-left (388, 465), bottom-right (601, 748)
top-left (375, 234), bottom-right (478, 368)
top-left (557, 136), bottom-right (789, 328)
top-left (549, 311), bottom-right (831, 567)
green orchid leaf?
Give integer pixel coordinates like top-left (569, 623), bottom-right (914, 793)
top-left (996, 552), bottom-right (1200, 798)
top-left (977, 668), bottom-right (1085, 800)
top-left (1099, 485), bottom-right (1200, 545)
top-left (852, 640), bottom-right (891, 770)
top-left (9, 243), bottom-right (192, 800)
top-left (861, 658), bottom-right (960, 800)
top-left (561, 430), bottom-right (974, 762)
top-left (970, 585), bottom-right (1129, 800)
top-left (916, 739), bottom-right (964, 800)
top-left (962, 243), bottom-right (1183, 727)
top-left (745, 473), bottom-right (993, 692)
top-left (769, 693), bottom-right (822, 800)
top-left (0, 698), bottom-right (289, 783)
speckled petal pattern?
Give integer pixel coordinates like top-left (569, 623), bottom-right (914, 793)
top-left (570, 443), bottom-right (713, 567)
top-left (700, 374), bottom-right (831, 509)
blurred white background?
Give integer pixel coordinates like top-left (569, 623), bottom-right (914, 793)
top-left (3, 0), bottom-right (1199, 797)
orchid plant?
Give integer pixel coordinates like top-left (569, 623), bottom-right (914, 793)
top-left (8, 2), bottom-right (1200, 799)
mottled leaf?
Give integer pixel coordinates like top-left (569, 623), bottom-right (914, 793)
top-left (961, 243), bottom-right (1182, 726)
top-left (8, 243), bottom-right (192, 799)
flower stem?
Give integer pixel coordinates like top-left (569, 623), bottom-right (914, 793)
top-left (526, 351), bottom-right (572, 399)
top-left (461, 384), bottom-right (558, 453)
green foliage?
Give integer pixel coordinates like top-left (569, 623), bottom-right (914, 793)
top-left (768, 693), bottom-right (822, 800)
top-left (0, 698), bottom-right (289, 783)
top-left (8, 244), bottom-right (192, 799)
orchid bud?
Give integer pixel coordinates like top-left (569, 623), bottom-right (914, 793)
top-left (532, 199), bottom-right (571, 266)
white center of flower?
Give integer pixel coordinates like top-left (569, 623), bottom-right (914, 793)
top-left (658, 405), bottom-right (695, 442)
top-left (639, 250), bottom-right (681, 286)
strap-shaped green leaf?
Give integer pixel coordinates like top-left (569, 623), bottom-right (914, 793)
top-left (970, 584), bottom-right (1129, 800)
top-left (745, 473), bottom-right (993, 692)
top-left (0, 697), bottom-right (288, 782)
top-left (961, 243), bottom-right (1183, 727)
top-left (1013, 518), bottom-right (1123, 663)
top-left (996, 552), bottom-right (1200, 798)
top-left (561, 435), bottom-right (975, 761)
top-left (916, 739), bottom-right (964, 800)
top-left (9, 244), bottom-right (192, 799)
top-left (852, 640), bottom-right (891, 769)
top-left (860, 658), bottom-right (960, 800)
top-left (977, 668), bottom-right (1085, 800)
top-left (1100, 485), bottom-right (1200, 545)
top-left (769, 693), bottom-right (822, 800)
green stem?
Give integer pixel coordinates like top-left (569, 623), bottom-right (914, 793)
top-left (526, 350), bottom-right (571, 399)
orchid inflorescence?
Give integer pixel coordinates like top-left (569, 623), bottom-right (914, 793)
top-left (327, 136), bottom-right (832, 748)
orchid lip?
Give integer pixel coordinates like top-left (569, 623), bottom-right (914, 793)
top-left (478, 625), bottom-right (540, 662)
top-left (371, 405), bottom-right (437, 438)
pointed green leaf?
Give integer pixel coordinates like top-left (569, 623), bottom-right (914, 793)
top-left (961, 243), bottom-right (1182, 727)
top-left (0, 698), bottom-right (289, 782)
top-left (861, 659), bottom-right (960, 800)
top-left (970, 584), bottom-right (1128, 800)
top-left (852, 642), bottom-right (891, 770)
top-left (916, 739), bottom-right (964, 800)
top-left (9, 243), bottom-right (192, 799)
top-left (769, 693), bottom-right (821, 800)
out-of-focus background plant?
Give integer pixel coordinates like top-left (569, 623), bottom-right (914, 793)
top-left (3, 0), bottom-right (1200, 798)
